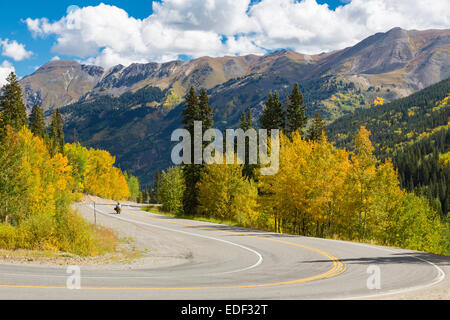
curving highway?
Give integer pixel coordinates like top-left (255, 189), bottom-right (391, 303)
top-left (0, 202), bottom-right (448, 299)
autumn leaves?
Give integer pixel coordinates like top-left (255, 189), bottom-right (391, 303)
top-left (0, 72), bottom-right (133, 255)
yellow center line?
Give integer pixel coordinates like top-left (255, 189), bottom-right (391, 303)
top-left (0, 205), bottom-right (346, 291)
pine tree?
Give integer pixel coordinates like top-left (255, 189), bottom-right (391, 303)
top-left (240, 109), bottom-right (258, 180)
top-left (49, 108), bottom-right (64, 156)
top-left (199, 88), bottom-right (213, 132)
top-left (142, 187), bottom-right (148, 203)
top-left (151, 171), bottom-right (161, 204)
top-left (259, 92), bottom-right (273, 130)
top-left (259, 91), bottom-right (285, 132)
top-left (307, 112), bottom-right (326, 142)
top-left (286, 83), bottom-right (308, 137)
top-left (28, 105), bottom-right (47, 139)
top-left (181, 87), bottom-right (213, 215)
top-left (181, 87), bottom-right (201, 134)
top-left (0, 72), bottom-right (27, 135)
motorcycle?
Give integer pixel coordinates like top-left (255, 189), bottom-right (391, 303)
top-left (114, 205), bottom-right (121, 214)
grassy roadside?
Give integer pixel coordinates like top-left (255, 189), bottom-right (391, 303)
top-left (0, 222), bottom-right (145, 265)
top-left (143, 205), bottom-right (241, 227)
top-left (142, 205), bottom-right (398, 250)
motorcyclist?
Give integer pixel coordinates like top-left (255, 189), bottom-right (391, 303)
top-left (114, 202), bottom-right (122, 214)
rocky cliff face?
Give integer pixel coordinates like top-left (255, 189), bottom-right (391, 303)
top-left (20, 60), bottom-right (104, 112)
top-left (312, 28), bottom-right (450, 90)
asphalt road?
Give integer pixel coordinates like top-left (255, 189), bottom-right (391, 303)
top-left (0, 203), bottom-right (448, 299)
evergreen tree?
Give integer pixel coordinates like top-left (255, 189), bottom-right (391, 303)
top-left (259, 91), bottom-right (285, 132)
top-left (199, 88), bottom-right (213, 132)
top-left (151, 171), bottom-right (161, 204)
top-left (142, 187), bottom-right (148, 203)
top-left (181, 87), bottom-right (201, 134)
top-left (49, 108), bottom-right (64, 156)
top-left (0, 72), bottom-right (27, 135)
top-left (307, 112), bottom-right (326, 142)
top-left (240, 109), bottom-right (258, 180)
top-left (286, 83), bottom-right (308, 137)
top-left (28, 105), bottom-right (47, 139)
top-left (181, 87), bottom-right (213, 215)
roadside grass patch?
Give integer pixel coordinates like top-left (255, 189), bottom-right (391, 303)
top-left (143, 205), bottom-right (241, 227)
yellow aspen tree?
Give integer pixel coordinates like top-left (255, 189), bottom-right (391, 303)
top-left (350, 126), bottom-right (377, 241)
top-left (198, 155), bottom-right (259, 224)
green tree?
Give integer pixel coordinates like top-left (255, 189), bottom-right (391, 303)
top-left (307, 112), bottom-right (326, 142)
top-left (49, 108), bottom-right (64, 156)
top-left (239, 109), bottom-right (258, 180)
top-left (181, 86), bottom-right (201, 134)
top-left (0, 127), bottom-right (27, 223)
top-left (199, 88), bottom-right (213, 132)
top-left (181, 87), bottom-right (213, 215)
top-left (124, 171), bottom-right (140, 202)
top-left (142, 187), bottom-right (149, 204)
top-left (158, 166), bottom-right (185, 215)
top-left (259, 91), bottom-right (285, 132)
top-left (28, 105), bottom-right (47, 139)
top-left (150, 171), bottom-right (161, 204)
top-left (286, 83), bottom-right (308, 137)
top-left (0, 72), bottom-right (27, 135)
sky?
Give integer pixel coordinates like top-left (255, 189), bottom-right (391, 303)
top-left (1, 0), bottom-right (449, 85)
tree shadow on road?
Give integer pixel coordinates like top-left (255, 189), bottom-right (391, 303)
top-left (299, 252), bottom-right (450, 266)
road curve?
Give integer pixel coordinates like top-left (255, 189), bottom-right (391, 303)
top-left (0, 203), bottom-right (448, 299)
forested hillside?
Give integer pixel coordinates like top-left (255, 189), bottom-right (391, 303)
top-left (0, 72), bottom-right (139, 255)
top-left (328, 78), bottom-right (449, 215)
top-left (58, 74), bottom-right (366, 185)
top-left (393, 127), bottom-right (449, 215)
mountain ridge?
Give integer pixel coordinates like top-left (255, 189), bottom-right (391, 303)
top-left (20, 27), bottom-right (450, 114)
top-left (16, 27), bottom-right (450, 184)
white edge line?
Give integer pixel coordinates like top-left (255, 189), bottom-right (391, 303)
top-left (312, 237), bottom-right (446, 299)
top-left (89, 204), bottom-right (263, 276)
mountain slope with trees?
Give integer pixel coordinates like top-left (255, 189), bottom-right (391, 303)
top-left (328, 77), bottom-right (450, 215)
top-left (16, 28), bottom-right (450, 185)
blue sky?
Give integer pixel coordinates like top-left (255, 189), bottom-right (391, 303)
top-left (1, 1), bottom-right (159, 76)
top-left (0, 0), bottom-right (448, 82)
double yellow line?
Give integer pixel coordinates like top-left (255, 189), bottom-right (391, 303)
top-left (0, 206), bottom-right (346, 291)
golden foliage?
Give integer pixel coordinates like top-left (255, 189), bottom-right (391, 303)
top-left (373, 96), bottom-right (384, 106)
top-left (198, 157), bottom-right (259, 227)
top-left (65, 143), bottom-right (130, 200)
top-left (0, 127), bottom-right (125, 255)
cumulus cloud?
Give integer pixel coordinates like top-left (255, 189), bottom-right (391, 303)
top-left (0, 38), bottom-right (33, 61)
top-left (0, 60), bottom-right (15, 86)
top-left (24, 0), bottom-right (450, 68)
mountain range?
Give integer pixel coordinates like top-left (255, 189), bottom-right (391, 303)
top-left (18, 27), bottom-right (450, 184)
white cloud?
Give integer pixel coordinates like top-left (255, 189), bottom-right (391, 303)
top-left (24, 0), bottom-right (450, 68)
top-left (0, 60), bottom-right (15, 86)
top-left (50, 56), bottom-right (61, 61)
top-left (0, 38), bottom-right (33, 61)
